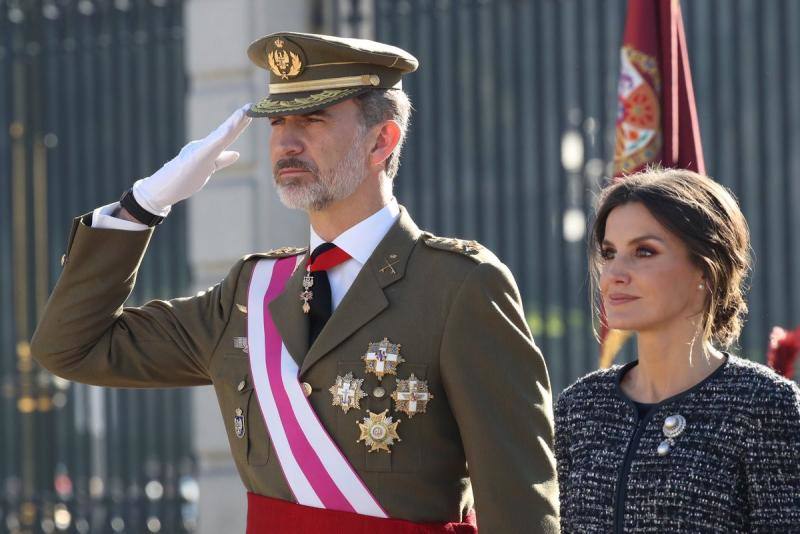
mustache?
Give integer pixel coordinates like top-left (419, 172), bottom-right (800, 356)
top-left (273, 158), bottom-right (317, 176)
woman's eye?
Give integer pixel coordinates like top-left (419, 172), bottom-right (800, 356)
top-left (636, 247), bottom-right (655, 257)
top-left (600, 249), bottom-right (616, 260)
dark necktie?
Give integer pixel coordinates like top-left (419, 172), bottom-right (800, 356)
top-left (307, 243), bottom-right (351, 346)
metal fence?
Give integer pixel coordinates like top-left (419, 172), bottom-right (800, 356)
top-left (0, 0), bottom-right (196, 532)
top-left (320, 0), bottom-right (800, 394)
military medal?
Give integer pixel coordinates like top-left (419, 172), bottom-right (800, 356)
top-left (329, 373), bottom-right (367, 413)
top-left (300, 272), bottom-right (314, 314)
top-left (234, 408), bottom-right (245, 439)
top-left (357, 410), bottom-right (401, 453)
top-left (362, 338), bottom-right (404, 381)
top-left (391, 374), bottom-right (433, 418)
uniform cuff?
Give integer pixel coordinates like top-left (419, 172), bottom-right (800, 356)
top-left (92, 202), bottom-right (150, 231)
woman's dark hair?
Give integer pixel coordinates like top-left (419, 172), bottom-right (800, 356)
top-left (590, 168), bottom-right (751, 348)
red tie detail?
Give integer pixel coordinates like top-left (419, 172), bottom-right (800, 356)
top-left (307, 245), bottom-right (351, 272)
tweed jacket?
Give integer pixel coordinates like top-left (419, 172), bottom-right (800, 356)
top-left (30, 207), bottom-right (559, 534)
top-left (555, 354), bottom-right (800, 533)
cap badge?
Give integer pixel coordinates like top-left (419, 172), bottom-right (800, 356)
top-left (329, 372), bottom-right (367, 414)
top-left (391, 374), bottom-right (433, 418)
top-left (362, 338), bottom-right (404, 381)
top-left (268, 38), bottom-right (303, 80)
top-left (357, 410), bottom-right (401, 453)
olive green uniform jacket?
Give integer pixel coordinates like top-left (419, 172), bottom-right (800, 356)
top-left (31, 207), bottom-right (559, 534)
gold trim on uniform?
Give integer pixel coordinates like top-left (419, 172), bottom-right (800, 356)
top-left (362, 338), bottom-right (404, 381)
top-left (357, 410), bottom-right (401, 453)
top-left (268, 74), bottom-right (380, 94)
top-left (391, 373), bottom-right (433, 418)
top-left (251, 88), bottom-right (363, 115)
top-left (329, 373), bottom-right (366, 413)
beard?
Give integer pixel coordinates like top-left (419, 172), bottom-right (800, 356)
top-left (273, 125), bottom-right (368, 211)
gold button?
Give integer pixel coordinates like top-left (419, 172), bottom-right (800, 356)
top-left (301, 382), bottom-right (312, 397)
top-left (237, 380), bottom-right (246, 392)
top-left (60, 254), bottom-right (66, 266)
top-left (372, 386), bottom-right (386, 398)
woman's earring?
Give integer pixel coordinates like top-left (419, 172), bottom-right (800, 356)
top-left (698, 283), bottom-right (705, 290)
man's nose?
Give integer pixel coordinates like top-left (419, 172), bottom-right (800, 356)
top-left (271, 126), bottom-right (304, 157)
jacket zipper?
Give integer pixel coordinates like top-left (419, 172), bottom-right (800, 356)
top-left (614, 407), bottom-right (656, 534)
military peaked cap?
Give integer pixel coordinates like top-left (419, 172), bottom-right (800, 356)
top-left (246, 32), bottom-right (418, 118)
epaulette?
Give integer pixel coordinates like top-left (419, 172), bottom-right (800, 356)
top-left (244, 246), bottom-right (307, 261)
top-left (421, 235), bottom-right (485, 258)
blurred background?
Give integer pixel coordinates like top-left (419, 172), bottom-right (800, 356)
top-left (1, 0), bottom-right (798, 532)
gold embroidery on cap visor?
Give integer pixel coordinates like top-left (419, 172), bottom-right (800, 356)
top-left (247, 88), bottom-right (365, 117)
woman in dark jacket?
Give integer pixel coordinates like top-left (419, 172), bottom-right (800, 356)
top-left (555, 168), bottom-right (800, 533)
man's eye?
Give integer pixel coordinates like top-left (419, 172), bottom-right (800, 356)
top-left (269, 119), bottom-right (283, 126)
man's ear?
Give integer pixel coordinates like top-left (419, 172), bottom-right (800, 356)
top-left (368, 120), bottom-right (401, 169)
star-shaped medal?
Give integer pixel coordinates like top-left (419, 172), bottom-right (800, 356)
top-left (362, 338), bottom-right (405, 381)
top-left (328, 373), bottom-right (367, 414)
top-left (391, 374), bottom-right (433, 418)
top-left (357, 410), bottom-right (401, 453)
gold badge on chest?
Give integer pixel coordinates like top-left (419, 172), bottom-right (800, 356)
top-left (391, 374), bottom-right (433, 418)
top-left (362, 338), bottom-right (405, 381)
top-left (329, 373), bottom-right (367, 413)
top-left (357, 410), bottom-right (401, 453)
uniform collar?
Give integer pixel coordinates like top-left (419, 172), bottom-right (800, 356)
top-left (309, 198), bottom-right (401, 264)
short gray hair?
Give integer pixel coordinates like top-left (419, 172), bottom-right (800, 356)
top-left (353, 89), bottom-right (412, 180)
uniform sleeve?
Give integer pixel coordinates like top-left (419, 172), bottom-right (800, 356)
top-left (30, 216), bottom-right (246, 388)
top-left (439, 261), bottom-right (560, 534)
top-left (745, 380), bottom-right (800, 532)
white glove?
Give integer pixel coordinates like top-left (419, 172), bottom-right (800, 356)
top-left (132, 104), bottom-right (253, 217)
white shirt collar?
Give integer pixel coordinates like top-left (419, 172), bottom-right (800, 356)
top-left (309, 198), bottom-right (400, 265)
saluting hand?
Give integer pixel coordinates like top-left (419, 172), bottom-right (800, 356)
top-left (131, 104), bottom-right (253, 217)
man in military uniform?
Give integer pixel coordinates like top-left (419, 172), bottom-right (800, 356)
top-left (31, 33), bottom-right (559, 533)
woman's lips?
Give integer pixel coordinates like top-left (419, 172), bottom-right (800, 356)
top-left (607, 294), bottom-right (640, 305)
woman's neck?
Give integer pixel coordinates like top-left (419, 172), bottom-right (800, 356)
top-left (622, 327), bottom-right (725, 404)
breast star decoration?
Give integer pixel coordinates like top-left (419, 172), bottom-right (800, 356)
top-left (391, 374), bottom-right (433, 418)
top-left (357, 410), bottom-right (401, 453)
top-left (362, 338), bottom-right (405, 381)
top-left (329, 372), bottom-right (367, 414)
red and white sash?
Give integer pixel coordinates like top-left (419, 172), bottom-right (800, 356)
top-left (247, 257), bottom-right (387, 518)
